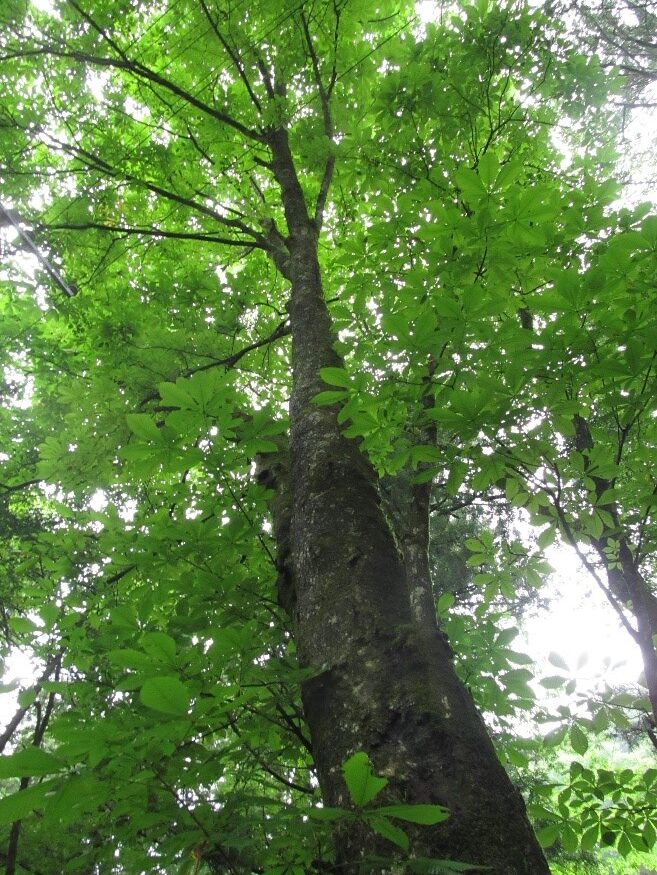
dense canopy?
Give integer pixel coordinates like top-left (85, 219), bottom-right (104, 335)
top-left (2, 1), bottom-right (657, 873)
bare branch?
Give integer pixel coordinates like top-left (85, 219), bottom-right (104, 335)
top-left (140, 318), bottom-right (290, 408)
top-left (0, 653), bottom-right (62, 755)
top-left (6, 39), bottom-right (263, 142)
top-left (42, 135), bottom-right (264, 241)
top-left (299, 9), bottom-right (336, 229)
top-left (43, 221), bottom-right (266, 250)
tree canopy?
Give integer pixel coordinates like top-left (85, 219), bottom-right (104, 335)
top-left (1, 0), bottom-right (657, 873)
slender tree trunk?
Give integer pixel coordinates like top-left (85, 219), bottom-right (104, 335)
top-left (616, 544), bottom-right (657, 727)
top-left (573, 415), bottom-right (657, 730)
top-left (398, 360), bottom-right (445, 634)
top-left (267, 128), bottom-right (549, 873)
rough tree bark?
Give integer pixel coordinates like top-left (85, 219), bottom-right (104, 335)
top-left (265, 125), bottom-right (549, 874)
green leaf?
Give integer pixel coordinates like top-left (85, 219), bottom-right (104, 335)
top-left (537, 526), bottom-right (556, 549)
top-left (453, 167), bottom-right (486, 203)
top-left (506, 748), bottom-right (529, 768)
top-left (539, 675), bottom-right (566, 690)
top-left (581, 822), bottom-right (599, 851)
top-left (570, 724), bottom-right (589, 755)
top-left (141, 631), bottom-right (177, 664)
top-left (139, 676), bottom-right (191, 717)
top-left (320, 367), bottom-right (351, 388)
top-left (446, 460), bottom-right (468, 495)
top-left (8, 616), bottom-right (36, 634)
top-left (157, 380), bottom-right (196, 410)
top-left (536, 823), bottom-right (561, 848)
top-left (543, 725), bottom-right (568, 747)
top-left (0, 748), bottom-right (63, 778)
top-left (376, 803), bottom-right (450, 825)
top-left (496, 627), bottom-right (519, 646)
top-left (618, 832), bottom-right (632, 857)
top-left (126, 413), bottom-right (162, 442)
top-left (0, 779), bottom-right (58, 825)
top-left (478, 151), bottom-right (499, 188)
top-left (39, 603), bottom-right (60, 629)
top-left (561, 824), bottom-right (579, 853)
top-left (436, 593), bottom-right (455, 615)
top-left (547, 652), bottom-right (569, 671)
top-left (107, 648), bottom-right (157, 671)
top-left (342, 752), bottom-right (388, 807)
top-left (506, 651), bottom-right (534, 666)
top-left (366, 814), bottom-right (409, 850)
top-left (312, 390), bottom-right (350, 406)
top-left (17, 689), bottom-right (36, 709)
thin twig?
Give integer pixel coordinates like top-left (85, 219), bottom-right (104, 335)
top-left (139, 319), bottom-right (290, 408)
top-left (43, 222), bottom-right (266, 249)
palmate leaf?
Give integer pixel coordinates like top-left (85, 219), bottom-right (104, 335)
top-left (126, 413), bottom-right (162, 442)
top-left (320, 367), bottom-right (351, 388)
top-left (536, 823), bottom-right (560, 848)
top-left (313, 389), bottom-right (350, 406)
top-left (141, 631), bottom-right (177, 664)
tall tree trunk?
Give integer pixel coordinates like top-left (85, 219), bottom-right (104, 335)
top-left (268, 128), bottom-right (549, 874)
top-left (572, 415), bottom-right (657, 732)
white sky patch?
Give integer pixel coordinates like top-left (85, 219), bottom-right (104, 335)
top-left (522, 543), bottom-right (644, 695)
top-left (0, 649), bottom-right (43, 740)
top-left (616, 80), bottom-right (657, 207)
top-left (416, 0), bottom-right (439, 21)
top-left (30, 0), bottom-right (58, 14)
top-left (86, 70), bottom-right (110, 103)
top-left (124, 95), bottom-right (150, 122)
top-left (88, 489), bottom-right (108, 512)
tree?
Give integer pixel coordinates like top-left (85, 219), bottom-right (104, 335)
top-left (0, 0), bottom-right (653, 872)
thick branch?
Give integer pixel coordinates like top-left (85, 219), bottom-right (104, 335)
top-left (10, 44), bottom-right (261, 140)
top-left (0, 479), bottom-right (41, 494)
top-left (37, 0), bottom-right (263, 142)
